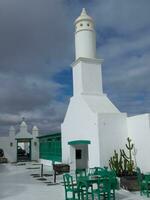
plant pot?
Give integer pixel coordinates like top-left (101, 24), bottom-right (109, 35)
top-left (120, 175), bottom-right (139, 191)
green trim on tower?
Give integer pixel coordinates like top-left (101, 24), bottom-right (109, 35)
top-left (68, 140), bottom-right (91, 145)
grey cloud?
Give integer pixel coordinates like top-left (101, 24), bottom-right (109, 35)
top-left (0, 0), bottom-right (73, 72)
top-left (92, 0), bottom-right (150, 33)
top-left (0, 0), bottom-right (73, 134)
top-left (0, 74), bottom-right (63, 113)
top-left (0, 0), bottom-right (150, 135)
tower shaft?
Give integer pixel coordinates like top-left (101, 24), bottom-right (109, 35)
top-left (75, 8), bottom-right (96, 60)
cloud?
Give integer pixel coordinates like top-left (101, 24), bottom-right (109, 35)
top-left (0, 0), bottom-right (150, 135)
top-left (86, 0), bottom-right (150, 116)
top-left (0, 0), bottom-right (73, 134)
top-left (92, 0), bottom-right (150, 33)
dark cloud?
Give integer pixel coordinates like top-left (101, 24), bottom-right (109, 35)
top-left (0, 0), bottom-right (73, 134)
top-left (0, 0), bottom-right (73, 72)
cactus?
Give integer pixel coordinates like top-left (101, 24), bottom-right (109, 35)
top-left (120, 150), bottom-right (128, 171)
top-left (121, 137), bottom-right (134, 175)
top-left (109, 137), bottom-right (135, 176)
top-left (109, 150), bottom-right (123, 176)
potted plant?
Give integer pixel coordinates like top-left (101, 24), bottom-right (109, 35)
top-left (109, 137), bottom-right (139, 191)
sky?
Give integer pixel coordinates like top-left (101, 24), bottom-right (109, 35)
top-left (0, 0), bottom-right (150, 135)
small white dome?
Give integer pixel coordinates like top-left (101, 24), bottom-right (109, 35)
top-left (32, 126), bottom-right (38, 131)
top-left (75, 8), bottom-right (93, 25)
top-left (9, 126), bottom-right (15, 132)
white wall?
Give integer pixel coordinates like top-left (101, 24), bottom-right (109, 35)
top-left (39, 159), bottom-right (53, 166)
top-left (127, 114), bottom-right (150, 172)
top-left (98, 113), bottom-right (128, 167)
top-left (0, 136), bottom-right (17, 162)
top-left (0, 122), bottom-right (39, 163)
top-left (61, 94), bottom-right (128, 170)
top-left (61, 95), bottom-right (100, 170)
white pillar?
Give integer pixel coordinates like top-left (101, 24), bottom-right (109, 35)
top-left (32, 126), bottom-right (39, 161)
top-left (9, 126), bottom-right (15, 138)
top-left (32, 126), bottom-right (39, 138)
top-left (9, 126), bottom-right (17, 162)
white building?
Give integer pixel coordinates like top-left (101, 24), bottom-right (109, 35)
top-left (61, 8), bottom-right (150, 172)
top-left (0, 119), bottom-right (39, 162)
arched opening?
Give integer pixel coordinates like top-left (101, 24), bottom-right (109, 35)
top-left (17, 139), bottom-right (32, 162)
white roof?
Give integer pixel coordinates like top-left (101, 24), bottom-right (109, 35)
top-left (15, 120), bottom-right (32, 139)
top-left (83, 94), bottom-right (120, 113)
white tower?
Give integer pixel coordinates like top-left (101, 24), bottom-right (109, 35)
top-left (73, 9), bottom-right (103, 96)
top-left (61, 9), bottom-right (127, 170)
top-left (75, 8), bottom-right (96, 59)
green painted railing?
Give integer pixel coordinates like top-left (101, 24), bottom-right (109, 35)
top-left (39, 134), bottom-right (62, 162)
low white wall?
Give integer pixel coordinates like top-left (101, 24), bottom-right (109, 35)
top-left (0, 136), bottom-right (17, 162)
top-left (0, 135), bottom-right (39, 163)
top-left (128, 114), bottom-right (150, 172)
top-left (39, 159), bottom-right (53, 166)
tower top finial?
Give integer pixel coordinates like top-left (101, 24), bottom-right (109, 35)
top-left (74, 8), bottom-right (96, 60)
top-left (81, 8), bottom-right (87, 15)
top-left (75, 8), bottom-right (93, 25)
top-left (20, 118), bottom-right (27, 127)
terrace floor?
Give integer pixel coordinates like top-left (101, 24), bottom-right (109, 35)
top-left (0, 162), bottom-right (148, 200)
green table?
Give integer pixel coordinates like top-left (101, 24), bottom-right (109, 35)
top-left (77, 176), bottom-right (101, 200)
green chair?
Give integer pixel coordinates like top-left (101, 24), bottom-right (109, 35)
top-left (75, 168), bottom-right (87, 180)
top-left (76, 169), bottom-right (94, 200)
top-left (88, 168), bottom-right (96, 176)
top-left (63, 173), bottom-right (81, 200)
top-left (93, 176), bottom-right (111, 200)
top-left (137, 167), bottom-right (150, 197)
top-left (94, 168), bottom-right (117, 199)
top-left (108, 170), bottom-right (118, 200)
top-left (94, 167), bottom-right (104, 175)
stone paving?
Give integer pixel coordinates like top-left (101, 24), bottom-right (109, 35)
top-left (0, 162), bottom-right (148, 200)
